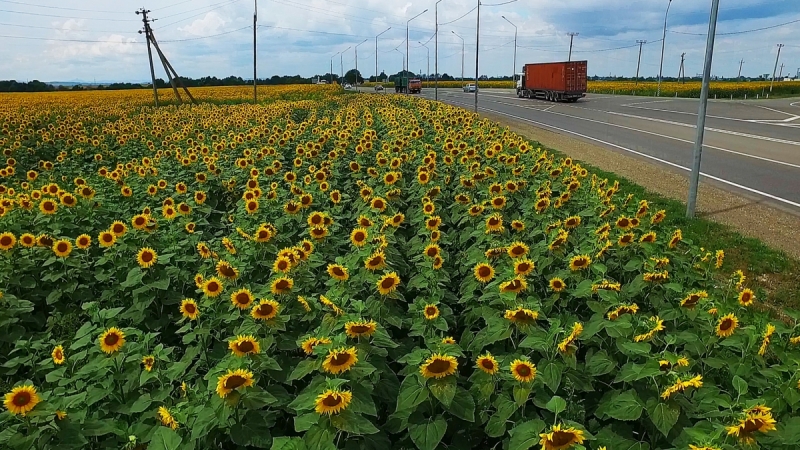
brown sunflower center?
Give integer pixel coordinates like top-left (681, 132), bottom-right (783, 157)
top-left (141, 251), bottom-right (154, 262)
top-left (330, 353), bottom-right (352, 366)
top-left (208, 282), bottom-right (220, 292)
top-left (478, 266), bottom-right (492, 277)
top-left (0, 236), bottom-right (11, 246)
top-left (481, 359), bottom-right (495, 370)
top-left (511, 247), bottom-right (524, 256)
top-left (322, 394), bottom-right (343, 407)
top-left (235, 293), bottom-right (250, 304)
top-left (54, 349), bottom-right (63, 359)
top-left (102, 234), bottom-right (113, 243)
top-left (517, 263), bottom-right (530, 272)
top-left (13, 392), bottom-right (31, 406)
top-left (224, 375), bottom-right (246, 389)
top-left (332, 267), bottom-right (345, 276)
top-left (381, 278), bottom-right (395, 289)
top-left (44, 201), bottom-right (55, 211)
top-left (237, 341), bottom-right (255, 353)
top-left (113, 224), bottom-right (124, 233)
top-left (425, 307), bottom-right (438, 316)
top-left (276, 280), bottom-right (289, 290)
top-left (742, 419), bottom-right (763, 434)
top-left (515, 365), bottom-right (531, 377)
top-left (574, 259), bottom-right (587, 267)
top-left (427, 359), bottom-right (453, 374)
top-left (742, 292), bottom-right (752, 302)
top-left (311, 215), bottom-right (323, 224)
top-left (426, 248), bottom-right (438, 257)
top-left (550, 430), bottom-right (576, 446)
top-left (618, 219), bottom-right (629, 227)
top-left (488, 218), bottom-right (499, 226)
top-left (350, 325), bottom-right (370, 334)
top-left (257, 304), bottom-right (274, 316)
top-left (720, 319), bottom-right (733, 331)
top-left (354, 232), bottom-right (365, 241)
top-left (104, 333), bottom-right (120, 346)
top-left (513, 311), bottom-right (532, 321)
top-left (184, 303), bottom-right (196, 314)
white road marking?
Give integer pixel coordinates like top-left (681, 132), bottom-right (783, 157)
top-left (620, 99), bottom-right (675, 107)
top-left (747, 103), bottom-right (800, 117)
top-left (622, 104), bottom-right (800, 128)
top-left (791, 101), bottom-right (800, 108)
top-left (440, 97), bottom-right (800, 210)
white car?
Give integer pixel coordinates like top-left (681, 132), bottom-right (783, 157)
top-left (463, 83), bottom-right (477, 93)
top-left (343, 83), bottom-right (352, 89)
top-left (374, 84), bottom-right (384, 92)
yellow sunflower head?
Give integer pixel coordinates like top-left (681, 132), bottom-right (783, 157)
top-left (251, 299), bottom-right (280, 321)
top-left (475, 353), bottom-right (499, 375)
top-left (377, 272), bottom-right (400, 295)
top-left (180, 299), bottom-right (199, 320)
top-left (99, 327), bottom-right (125, 354)
top-left (322, 347), bottom-right (358, 374)
top-left (420, 353), bottom-right (458, 379)
top-left (539, 424), bottom-right (585, 450)
top-left (228, 335), bottom-right (261, 357)
top-left (3, 385), bottom-right (41, 416)
top-left (314, 389), bottom-right (353, 415)
top-left (216, 369), bottom-right (255, 398)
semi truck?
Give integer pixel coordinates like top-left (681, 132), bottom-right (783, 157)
top-left (516, 61), bottom-right (587, 102)
top-left (394, 77), bottom-right (422, 94)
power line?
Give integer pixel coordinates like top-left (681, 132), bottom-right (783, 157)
top-left (155, 0), bottom-right (243, 21)
top-left (0, 26), bottom-right (251, 44)
top-left (155, 0), bottom-right (246, 28)
top-left (668, 18), bottom-right (800, 36)
top-left (0, 8), bottom-right (138, 21)
top-left (257, 24), bottom-right (371, 39)
top-left (439, 7), bottom-right (476, 26)
top-left (0, 0), bottom-right (128, 14)
top-left (0, 22), bottom-right (140, 34)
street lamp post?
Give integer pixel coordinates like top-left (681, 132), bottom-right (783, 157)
top-left (407, 9), bottom-right (428, 94)
top-left (474, 0), bottom-right (518, 113)
top-left (330, 51), bottom-right (341, 85)
top-left (452, 31), bottom-right (464, 84)
top-left (435, 0), bottom-right (443, 100)
top-left (355, 39), bottom-right (368, 88)
top-left (657, 0), bottom-right (673, 97)
top-left (375, 27), bottom-right (391, 84)
top-left (340, 46), bottom-right (351, 85)
top-left (502, 16), bottom-right (517, 86)
top-left (394, 48), bottom-right (405, 77)
top-left (419, 41), bottom-right (430, 82)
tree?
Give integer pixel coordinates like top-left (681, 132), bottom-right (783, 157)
top-left (344, 69), bottom-right (363, 84)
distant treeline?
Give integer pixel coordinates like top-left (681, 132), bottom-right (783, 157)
top-left (0, 75), bottom-right (317, 93)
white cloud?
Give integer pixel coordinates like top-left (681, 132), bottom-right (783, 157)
top-left (177, 12), bottom-right (228, 36)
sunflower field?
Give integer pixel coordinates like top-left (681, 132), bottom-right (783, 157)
top-left (1, 85), bottom-right (800, 450)
top-left (587, 81), bottom-right (800, 99)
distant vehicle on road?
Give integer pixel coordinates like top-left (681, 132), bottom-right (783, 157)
top-left (316, 80), bottom-right (328, 84)
top-left (516, 61), bottom-right (587, 102)
top-left (463, 83), bottom-right (477, 93)
top-left (394, 77), bottom-right (422, 94)
top-left (343, 83), bottom-right (352, 90)
top-left (374, 84), bottom-right (384, 92)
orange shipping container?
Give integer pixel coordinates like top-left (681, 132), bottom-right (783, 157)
top-left (522, 61), bottom-right (587, 93)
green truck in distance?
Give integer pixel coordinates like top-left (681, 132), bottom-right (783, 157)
top-left (394, 77), bottom-right (422, 94)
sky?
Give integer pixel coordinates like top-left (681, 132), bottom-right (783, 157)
top-left (0, 0), bottom-right (798, 83)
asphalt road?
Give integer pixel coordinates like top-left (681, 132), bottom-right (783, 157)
top-left (391, 88), bottom-right (800, 214)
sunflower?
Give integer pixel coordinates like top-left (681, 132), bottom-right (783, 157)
top-left (350, 228), bottom-right (368, 247)
top-left (432, 255), bottom-right (444, 270)
top-left (301, 337), bottom-right (331, 355)
top-left (423, 244), bottom-right (441, 259)
top-left (110, 221), bottom-right (127, 237)
top-left (633, 316), bottom-right (666, 342)
top-left (230, 288), bottom-right (254, 310)
top-left (549, 277), bottom-right (566, 292)
top-left (309, 226), bottom-right (329, 240)
top-left (271, 277), bottom-right (294, 295)
top-left (377, 272), bottom-right (400, 295)
top-left (216, 369), bottom-right (255, 398)
top-left (229, 335), bottom-right (261, 357)
top-left (271, 256), bottom-right (292, 274)
top-left (558, 322), bottom-right (583, 354)
top-left (513, 259), bottom-right (535, 277)
top-left (3, 385), bottom-right (40, 416)
top-left (74, 234), bottom-right (91, 250)
top-left (251, 299), bottom-right (280, 320)
top-left (661, 375), bottom-right (704, 399)
top-left (327, 264), bottom-right (349, 281)
top-left (476, 353), bottom-right (499, 375)
top-left (569, 254), bottom-right (591, 271)
top-left (738, 288), bottom-right (755, 307)
top-left (364, 251), bottom-right (387, 271)
top-left (424, 304), bottom-right (440, 320)
top-left (539, 424), bottom-right (585, 450)
top-left (473, 263), bottom-right (495, 283)
top-left (39, 199), bottom-right (57, 214)
top-left (0, 232), bottom-right (15, 251)
top-left (98, 231), bottom-right (116, 248)
top-left (491, 196), bottom-right (506, 209)
top-left (344, 320), bottom-right (377, 338)
top-left (180, 299), bottom-right (199, 320)
top-left (420, 353), bottom-right (458, 379)
top-left (99, 327), bottom-right (126, 354)
top-left (358, 215), bottom-right (374, 228)
top-left (158, 406), bottom-right (178, 430)
top-left (202, 277), bottom-right (224, 298)
top-left (500, 278), bottom-right (528, 294)
top-left (19, 233), bottom-right (36, 248)
top-left (215, 261), bottom-right (239, 280)
top-left (716, 313), bottom-right (739, 338)
top-left (758, 323), bottom-right (776, 357)
top-left (315, 389), bottom-right (353, 415)
top-left (563, 216), bottom-right (581, 229)
top-left (668, 229), bottom-right (683, 248)
top-left (469, 205), bottom-right (485, 217)
top-left (726, 411), bottom-right (777, 445)
top-left (136, 247), bottom-right (157, 268)
top-left (504, 307), bottom-right (539, 323)
top-left (322, 347), bottom-right (358, 374)
top-left (142, 355), bottom-right (155, 372)
top-left (511, 220), bottom-right (525, 231)
top-left (485, 214), bottom-right (504, 233)
top-left (510, 359), bottom-right (536, 383)
top-left (52, 345), bottom-right (65, 365)
top-left (680, 291), bottom-right (708, 309)
top-left (618, 233), bottom-right (635, 246)
top-left (131, 214), bottom-right (149, 230)
top-left (52, 239), bottom-right (72, 258)
top-left (506, 241), bottom-right (529, 258)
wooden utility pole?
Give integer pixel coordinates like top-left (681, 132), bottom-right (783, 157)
top-left (635, 40), bottom-right (646, 86)
top-left (253, 0), bottom-right (257, 103)
top-left (567, 32), bottom-right (579, 62)
top-left (738, 59), bottom-right (744, 79)
top-left (679, 52), bottom-right (686, 83)
top-left (148, 31), bottom-right (197, 104)
top-left (770, 44), bottom-right (784, 93)
top-left (136, 8), bottom-right (159, 106)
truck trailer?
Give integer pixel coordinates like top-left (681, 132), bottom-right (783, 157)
top-left (394, 77), bottom-right (422, 94)
top-left (516, 61), bottom-right (587, 102)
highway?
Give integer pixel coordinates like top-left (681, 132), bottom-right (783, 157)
top-left (413, 88), bottom-right (800, 214)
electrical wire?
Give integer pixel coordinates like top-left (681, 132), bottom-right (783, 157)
top-left (0, 8), bottom-right (138, 21)
top-left (155, 0), bottom-right (242, 21)
top-left (0, 0), bottom-right (128, 14)
top-left (668, 18), bottom-right (800, 36)
top-left (258, 24), bottom-right (371, 39)
top-left (439, 7), bottom-right (477, 26)
top-left (162, 26), bottom-right (251, 42)
top-left (156, 0), bottom-right (246, 29)
top-left (0, 34), bottom-right (139, 43)
top-left (0, 22), bottom-right (139, 34)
